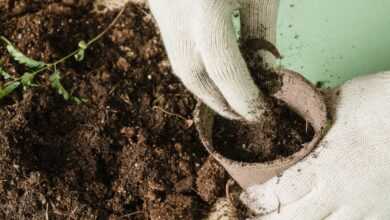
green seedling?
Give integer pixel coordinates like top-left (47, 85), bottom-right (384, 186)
top-left (0, 64), bottom-right (13, 80)
top-left (0, 7), bottom-right (125, 103)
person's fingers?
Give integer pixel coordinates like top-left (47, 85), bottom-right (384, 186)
top-left (241, 165), bottom-right (318, 215)
top-left (174, 51), bottom-right (241, 120)
top-left (150, 1), bottom-right (241, 119)
top-left (241, 164), bottom-right (335, 220)
top-left (193, 0), bottom-right (270, 122)
top-left (257, 193), bottom-right (334, 220)
top-left (245, 72), bottom-right (390, 219)
top-left (240, 0), bottom-right (279, 42)
top-left (239, 0), bottom-right (280, 66)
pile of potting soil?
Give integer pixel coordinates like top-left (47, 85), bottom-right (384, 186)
top-left (0, 1), bottom-right (227, 219)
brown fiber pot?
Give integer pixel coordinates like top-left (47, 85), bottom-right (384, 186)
top-left (194, 69), bottom-right (328, 189)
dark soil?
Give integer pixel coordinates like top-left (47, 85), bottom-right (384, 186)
top-left (0, 1), bottom-right (227, 219)
top-left (213, 39), bottom-right (315, 162)
top-left (213, 100), bottom-right (314, 162)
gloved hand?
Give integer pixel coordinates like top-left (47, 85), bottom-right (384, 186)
top-left (149, 0), bottom-right (279, 121)
top-left (241, 72), bottom-right (390, 220)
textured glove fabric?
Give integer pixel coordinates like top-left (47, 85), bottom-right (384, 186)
top-left (149, 0), bottom-right (279, 121)
top-left (241, 72), bottom-right (390, 220)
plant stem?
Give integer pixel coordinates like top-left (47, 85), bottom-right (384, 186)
top-left (86, 7), bottom-right (126, 47)
top-left (50, 50), bottom-right (80, 66)
top-left (1, 6), bottom-right (125, 100)
top-left (29, 6), bottom-right (126, 78)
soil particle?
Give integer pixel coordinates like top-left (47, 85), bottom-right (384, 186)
top-left (196, 157), bottom-right (228, 204)
top-left (0, 2), bottom-right (227, 219)
top-left (174, 176), bottom-right (193, 193)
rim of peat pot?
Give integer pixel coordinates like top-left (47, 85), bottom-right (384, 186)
top-left (194, 69), bottom-right (329, 189)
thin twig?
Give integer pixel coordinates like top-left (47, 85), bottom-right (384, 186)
top-left (121, 211), bottom-right (143, 219)
top-left (45, 203), bottom-right (49, 220)
top-left (152, 106), bottom-right (188, 121)
top-left (134, 4), bottom-right (149, 17)
top-left (225, 179), bottom-right (236, 206)
top-left (68, 206), bottom-right (79, 220)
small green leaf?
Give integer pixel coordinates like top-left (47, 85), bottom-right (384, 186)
top-left (71, 97), bottom-right (88, 104)
top-left (1, 36), bottom-right (46, 69)
top-left (20, 72), bottom-right (36, 88)
top-left (74, 40), bottom-right (88, 62)
top-left (0, 66), bottom-right (12, 80)
top-left (49, 69), bottom-right (70, 100)
top-left (0, 81), bottom-right (20, 100)
top-left (72, 97), bottom-right (82, 104)
top-left (78, 40), bottom-right (87, 50)
top-left (74, 50), bottom-right (85, 62)
top-left (49, 69), bottom-right (85, 104)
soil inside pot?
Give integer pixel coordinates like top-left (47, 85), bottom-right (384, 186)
top-left (0, 2), bottom-right (227, 219)
top-left (213, 100), bottom-right (315, 162)
top-left (213, 40), bottom-right (315, 163)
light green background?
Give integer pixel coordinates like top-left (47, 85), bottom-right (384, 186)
top-left (277, 0), bottom-right (390, 87)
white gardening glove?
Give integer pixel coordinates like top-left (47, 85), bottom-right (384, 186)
top-left (149, 0), bottom-right (279, 121)
top-left (241, 72), bottom-right (390, 220)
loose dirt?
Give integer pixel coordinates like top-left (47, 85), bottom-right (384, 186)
top-left (0, 1), bottom-right (227, 219)
top-left (213, 39), bottom-right (315, 162)
top-left (213, 100), bottom-right (315, 162)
